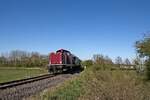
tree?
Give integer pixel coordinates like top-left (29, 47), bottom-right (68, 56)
top-left (135, 33), bottom-right (150, 79)
top-left (115, 56), bottom-right (123, 67)
top-left (93, 54), bottom-right (105, 65)
top-left (82, 60), bottom-right (93, 69)
top-left (133, 55), bottom-right (145, 73)
top-left (0, 50), bottom-right (48, 67)
top-left (136, 35), bottom-right (150, 57)
top-left (124, 58), bottom-right (131, 65)
top-left (0, 56), bottom-right (6, 65)
top-left (92, 54), bottom-right (114, 70)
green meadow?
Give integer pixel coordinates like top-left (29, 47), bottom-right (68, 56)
top-left (0, 67), bottom-right (48, 83)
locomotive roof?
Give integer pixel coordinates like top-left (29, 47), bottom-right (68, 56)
top-left (56, 49), bottom-right (81, 61)
top-left (56, 49), bottom-right (70, 53)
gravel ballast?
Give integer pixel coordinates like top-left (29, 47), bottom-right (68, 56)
top-left (0, 74), bottom-right (74, 100)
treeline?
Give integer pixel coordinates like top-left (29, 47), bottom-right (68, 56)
top-left (82, 32), bottom-right (150, 80)
top-left (82, 54), bottom-right (135, 70)
top-left (0, 50), bottom-right (49, 67)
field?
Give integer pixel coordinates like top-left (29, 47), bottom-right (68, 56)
top-left (30, 67), bottom-right (150, 100)
top-left (0, 67), bottom-right (48, 83)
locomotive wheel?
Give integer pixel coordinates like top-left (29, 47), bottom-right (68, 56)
top-left (52, 66), bottom-right (56, 74)
top-left (48, 68), bottom-right (53, 74)
top-left (59, 66), bottom-right (63, 73)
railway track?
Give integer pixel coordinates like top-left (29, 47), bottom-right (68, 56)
top-left (0, 74), bottom-right (54, 90)
top-left (0, 73), bottom-right (74, 100)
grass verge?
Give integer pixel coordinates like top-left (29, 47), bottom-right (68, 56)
top-left (31, 67), bottom-right (150, 100)
top-left (0, 67), bottom-right (48, 83)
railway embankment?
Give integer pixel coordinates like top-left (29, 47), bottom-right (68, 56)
top-left (30, 67), bottom-right (150, 100)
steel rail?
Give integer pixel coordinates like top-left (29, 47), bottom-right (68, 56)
top-left (0, 74), bottom-right (54, 89)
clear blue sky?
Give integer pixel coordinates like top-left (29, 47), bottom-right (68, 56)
top-left (0, 0), bottom-right (150, 60)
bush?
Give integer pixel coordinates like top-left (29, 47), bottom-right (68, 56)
top-left (79, 70), bottom-right (150, 100)
top-left (145, 59), bottom-right (150, 80)
top-left (81, 60), bottom-right (93, 69)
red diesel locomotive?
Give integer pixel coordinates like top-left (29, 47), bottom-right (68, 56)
top-left (48, 49), bottom-right (81, 73)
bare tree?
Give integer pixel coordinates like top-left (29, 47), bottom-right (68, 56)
top-left (115, 56), bottom-right (123, 65)
top-left (115, 56), bottom-right (123, 67)
top-left (124, 58), bottom-right (131, 65)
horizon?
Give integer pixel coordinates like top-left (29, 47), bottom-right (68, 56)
top-left (0, 0), bottom-right (150, 60)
